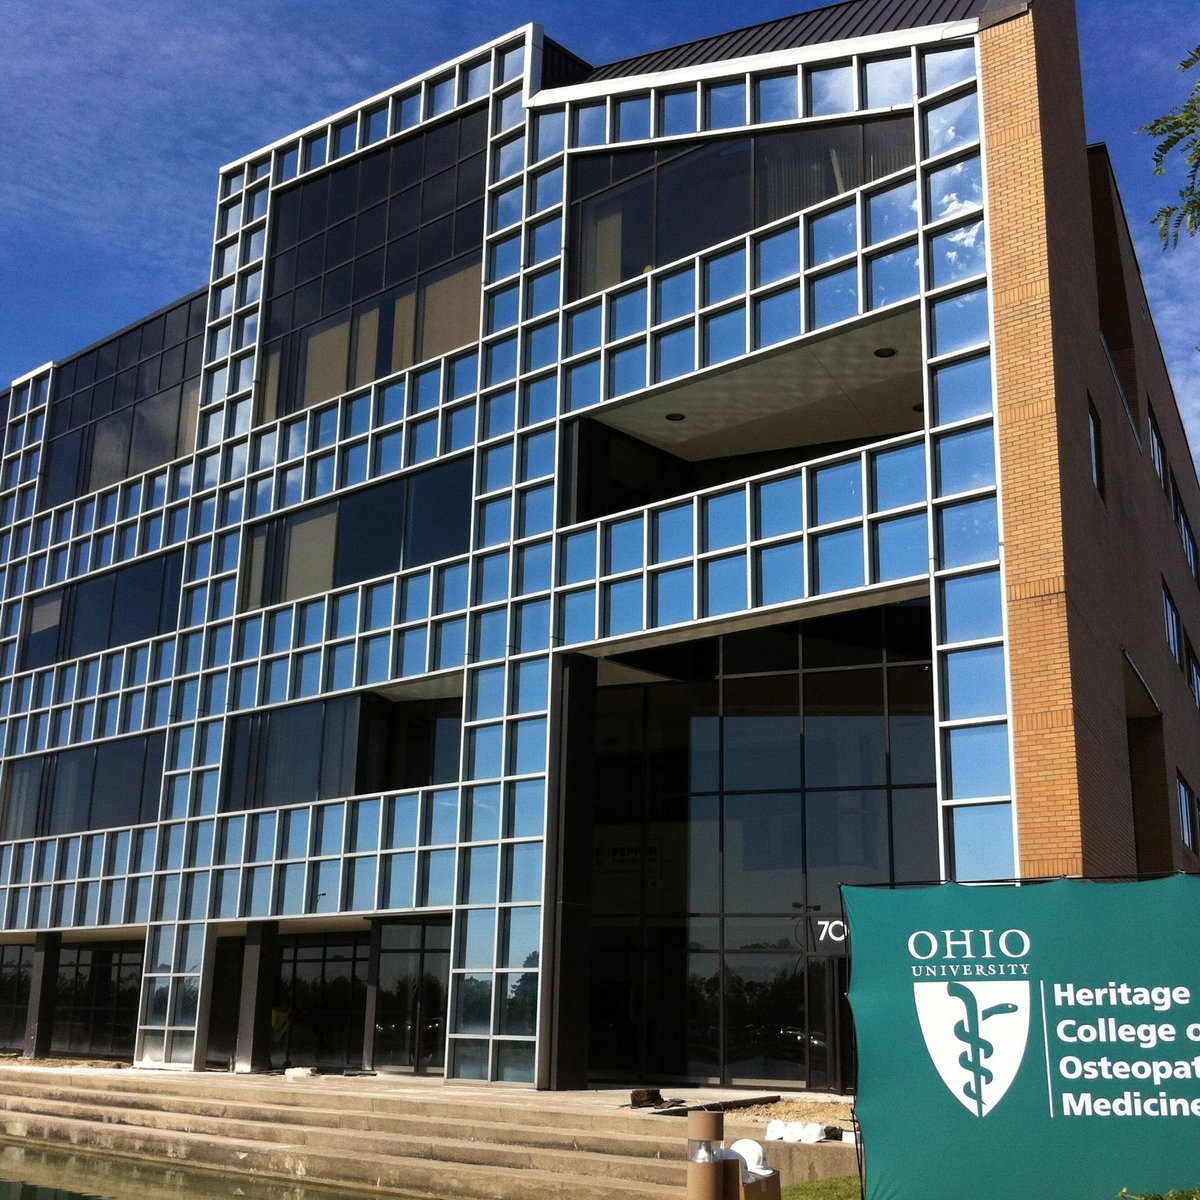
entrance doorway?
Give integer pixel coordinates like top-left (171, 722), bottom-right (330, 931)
top-left (371, 918), bottom-right (450, 1074)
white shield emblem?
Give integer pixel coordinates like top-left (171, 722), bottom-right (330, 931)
top-left (913, 981), bottom-right (1031, 1116)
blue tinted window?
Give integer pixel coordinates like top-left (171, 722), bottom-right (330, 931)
top-left (814, 527), bottom-right (864, 593)
top-left (607, 517), bottom-right (643, 573)
top-left (472, 608), bottom-right (507, 661)
top-left (757, 475), bottom-right (803, 538)
top-left (488, 284), bottom-right (519, 331)
top-left (866, 180), bottom-right (918, 244)
top-left (656, 268), bottom-right (695, 323)
top-left (476, 551), bottom-right (509, 603)
top-left (705, 248), bottom-right (746, 305)
top-left (526, 269), bottom-right (561, 318)
top-left (517, 541), bottom-right (552, 594)
top-left (937, 425), bottom-right (995, 495)
top-left (809, 204), bottom-right (855, 264)
top-left (939, 496), bottom-right (998, 567)
top-left (924, 44), bottom-right (976, 93)
top-left (615, 95), bottom-right (650, 141)
top-left (813, 461), bottom-right (862, 525)
top-left (809, 267), bottom-right (858, 328)
top-left (868, 243), bottom-right (919, 308)
top-left (561, 529), bottom-right (597, 583)
top-left (706, 81), bottom-right (745, 130)
top-left (930, 220), bottom-right (986, 287)
top-left (872, 443), bottom-right (925, 511)
top-left (808, 64), bottom-right (853, 116)
top-left (755, 287), bottom-right (801, 348)
top-left (933, 354), bottom-right (992, 424)
top-left (704, 491), bottom-right (746, 551)
top-left (939, 570), bottom-right (1003, 644)
top-left (755, 227), bottom-right (800, 285)
top-left (874, 513), bottom-right (927, 581)
top-left (927, 155), bottom-right (983, 221)
top-left (949, 802), bottom-right (1013, 882)
top-left (560, 587), bottom-right (596, 643)
top-left (469, 725), bottom-right (503, 781)
top-left (604, 343), bottom-right (642, 398)
top-left (659, 88), bottom-right (697, 136)
top-left (944, 646), bottom-right (1007, 719)
top-left (653, 566), bottom-right (693, 625)
top-left (567, 305), bottom-right (602, 355)
top-left (756, 72), bottom-right (798, 122)
top-left (703, 307), bottom-right (745, 365)
top-left (932, 287), bottom-right (988, 355)
top-left (757, 540), bottom-right (805, 605)
top-left (605, 578), bottom-right (643, 635)
top-left (655, 326), bottom-right (695, 381)
top-left (573, 101), bottom-right (606, 147)
top-left (610, 288), bottom-right (647, 339)
top-left (863, 56), bottom-right (911, 108)
top-left (704, 554), bottom-right (747, 616)
top-left (925, 90), bottom-right (979, 157)
top-left (653, 504), bottom-right (692, 563)
top-left (946, 724), bottom-right (1010, 799)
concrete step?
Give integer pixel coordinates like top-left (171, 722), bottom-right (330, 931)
top-left (0, 1074), bottom-right (685, 1158)
top-left (0, 1075), bottom-right (687, 1167)
top-left (0, 1066), bottom-right (674, 1137)
top-left (0, 1090), bottom-right (686, 1187)
top-left (0, 1106), bottom-right (678, 1200)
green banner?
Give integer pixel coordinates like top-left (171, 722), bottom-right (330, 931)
top-left (845, 878), bottom-right (1200, 1200)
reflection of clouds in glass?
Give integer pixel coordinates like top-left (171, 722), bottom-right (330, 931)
top-left (929, 157), bottom-right (984, 221)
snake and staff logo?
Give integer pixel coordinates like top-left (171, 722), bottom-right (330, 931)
top-left (908, 929), bottom-right (1033, 1117)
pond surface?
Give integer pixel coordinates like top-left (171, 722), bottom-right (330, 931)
top-left (0, 1140), bottom-right (434, 1200)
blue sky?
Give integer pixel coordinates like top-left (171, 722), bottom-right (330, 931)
top-left (1, 0), bottom-right (1197, 444)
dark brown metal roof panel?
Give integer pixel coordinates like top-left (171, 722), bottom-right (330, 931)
top-left (586, 0), bottom-right (989, 80)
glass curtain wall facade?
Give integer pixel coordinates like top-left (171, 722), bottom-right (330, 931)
top-left (0, 11), bottom-right (1020, 1086)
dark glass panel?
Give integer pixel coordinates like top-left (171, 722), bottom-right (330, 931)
top-left (404, 456), bottom-right (472, 568)
top-left (41, 430), bottom-right (84, 511)
top-left (803, 668), bottom-right (887, 788)
top-left (140, 315), bottom-right (164, 357)
top-left (388, 187), bottom-right (421, 239)
top-left (110, 554), bottom-right (166, 648)
top-left (358, 149), bottom-right (390, 209)
top-left (422, 166), bottom-right (457, 222)
top-left (805, 789), bottom-right (889, 912)
top-left (722, 624), bottom-right (799, 675)
top-left (296, 235), bottom-right (325, 284)
top-left (723, 792), bottom-right (803, 912)
top-left (723, 953), bottom-right (806, 1083)
top-left (324, 219), bottom-right (355, 269)
top-left (298, 173), bottom-right (330, 239)
top-left (887, 664), bottom-right (935, 786)
top-left (575, 173), bottom-right (653, 296)
top-left (22, 591), bottom-right (63, 671)
top-left (273, 187), bottom-right (302, 250)
top-left (453, 199), bottom-right (485, 256)
top-left (89, 407), bottom-right (132, 491)
top-left (68, 573), bottom-right (116, 659)
top-left (47, 746), bottom-right (93, 836)
top-left (419, 214), bottom-right (455, 269)
top-left (0, 758), bottom-right (41, 840)
top-left (802, 609), bottom-right (883, 669)
top-left (128, 386), bottom-right (181, 477)
top-left (891, 787), bottom-right (939, 884)
top-left (327, 161), bottom-right (360, 224)
top-left (356, 202), bottom-right (387, 254)
top-left (334, 477), bottom-right (406, 588)
top-left (885, 601), bottom-right (932, 662)
top-left (158, 341), bottom-right (185, 387)
top-left (658, 138), bottom-right (752, 265)
top-left (723, 674), bottom-right (801, 791)
top-left (424, 120), bottom-right (457, 173)
top-left (458, 107), bottom-right (488, 156)
top-left (263, 702), bottom-right (325, 807)
top-left (92, 737), bottom-right (148, 828)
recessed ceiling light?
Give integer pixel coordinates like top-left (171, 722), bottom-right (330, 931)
top-left (874, 347), bottom-right (897, 359)
top-left (665, 412), bottom-right (686, 422)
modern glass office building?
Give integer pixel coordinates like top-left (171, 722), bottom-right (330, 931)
top-left (1, 0), bottom-right (1198, 1090)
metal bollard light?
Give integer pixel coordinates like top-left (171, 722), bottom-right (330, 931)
top-left (686, 1108), bottom-right (725, 1200)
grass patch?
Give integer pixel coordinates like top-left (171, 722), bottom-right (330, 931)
top-left (781, 1176), bottom-right (860, 1200)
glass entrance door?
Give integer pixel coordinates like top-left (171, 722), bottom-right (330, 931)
top-left (373, 918), bottom-right (450, 1073)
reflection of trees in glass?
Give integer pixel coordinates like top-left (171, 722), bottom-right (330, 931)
top-left (502, 954), bottom-right (539, 1035)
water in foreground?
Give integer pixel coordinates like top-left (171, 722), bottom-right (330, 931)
top-left (0, 1139), bottom-right (434, 1200)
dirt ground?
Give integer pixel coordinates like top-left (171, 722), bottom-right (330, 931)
top-left (732, 1097), bottom-right (855, 1129)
